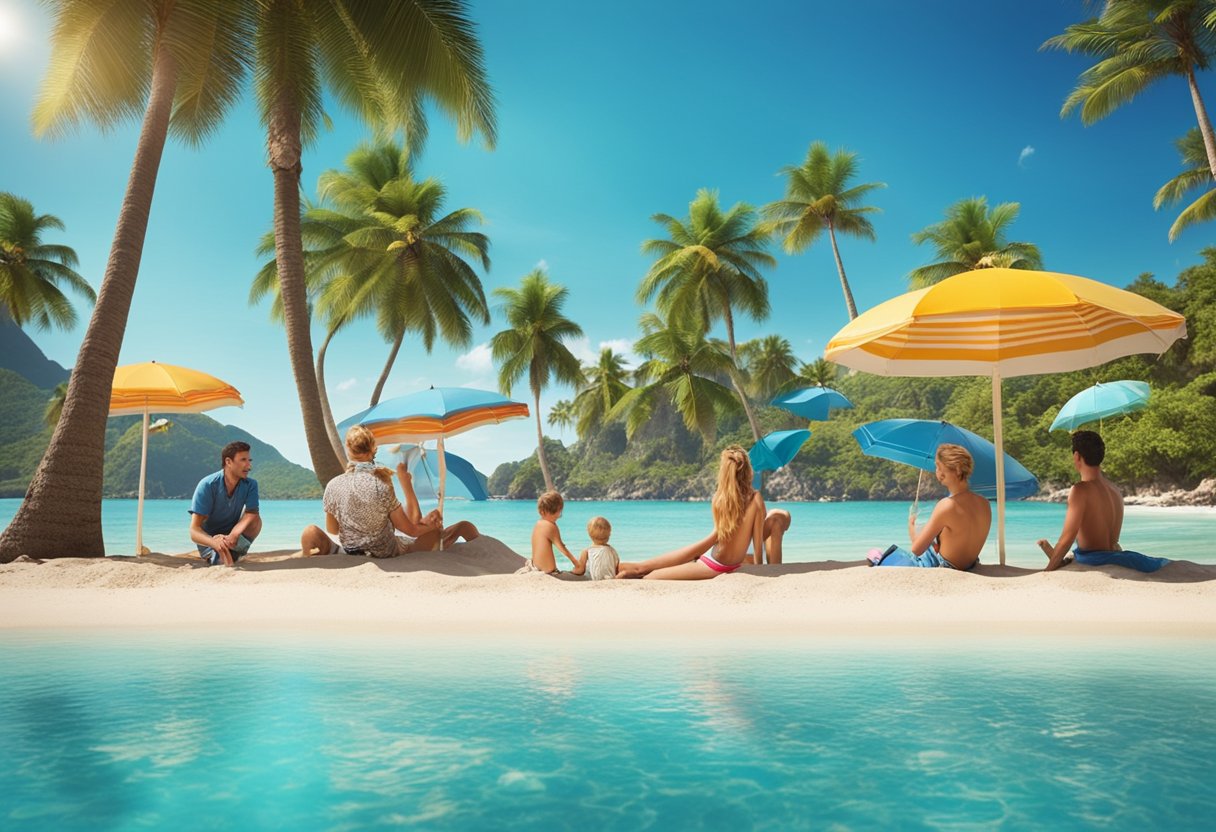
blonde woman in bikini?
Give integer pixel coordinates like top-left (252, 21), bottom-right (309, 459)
top-left (616, 445), bottom-right (765, 580)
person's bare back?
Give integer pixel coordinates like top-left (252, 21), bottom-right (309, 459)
top-left (935, 489), bottom-right (992, 567)
top-left (1071, 475), bottom-right (1123, 551)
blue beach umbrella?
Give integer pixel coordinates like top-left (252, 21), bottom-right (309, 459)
top-left (853, 419), bottom-right (1039, 501)
top-left (749, 429), bottom-right (812, 489)
top-left (770, 387), bottom-right (853, 421)
top-left (390, 445), bottom-right (489, 501)
top-left (1049, 380), bottom-right (1151, 432)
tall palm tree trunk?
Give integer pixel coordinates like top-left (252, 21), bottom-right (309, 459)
top-left (0, 44), bottom-right (179, 561)
top-left (267, 100), bottom-right (344, 485)
top-left (1185, 67), bottom-right (1216, 178)
top-left (534, 390), bottom-right (554, 491)
top-left (827, 220), bottom-right (859, 320)
top-left (370, 330), bottom-right (405, 407)
top-left (721, 305), bottom-right (762, 441)
top-left (315, 327), bottom-right (346, 461)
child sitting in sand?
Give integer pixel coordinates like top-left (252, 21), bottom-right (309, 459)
top-left (570, 516), bottom-right (620, 581)
top-left (522, 491), bottom-right (579, 575)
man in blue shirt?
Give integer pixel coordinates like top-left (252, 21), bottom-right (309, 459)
top-left (189, 441), bottom-right (261, 566)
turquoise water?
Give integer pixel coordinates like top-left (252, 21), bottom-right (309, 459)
top-left (1, 633), bottom-right (1214, 830)
top-left (2, 497), bottom-right (1211, 566)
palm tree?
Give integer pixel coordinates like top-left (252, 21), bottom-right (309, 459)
top-left (548, 400), bottom-right (576, 433)
top-left (607, 313), bottom-right (740, 444)
top-left (573, 348), bottom-right (632, 439)
top-left (908, 197), bottom-right (1043, 288)
top-left (762, 141), bottom-right (885, 320)
top-left (0, 193), bottom-right (93, 330)
top-left (1155, 128), bottom-right (1216, 240)
top-left (491, 269), bottom-right (585, 491)
top-left (2, 0), bottom-right (251, 562)
top-left (253, 0), bottom-right (496, 486)
top-left (797, 358), bottom-right (838, 389)
top-left (44, 382), bottom-right (68, 429)
top-left (310, 142), bottom-right (490, 408)
top-left (740, 335), bottom-right (798, 401)
top-left (1044, 0), bottom-right (1216, 178)
top-left (639, 189), bottom-right (775, 441)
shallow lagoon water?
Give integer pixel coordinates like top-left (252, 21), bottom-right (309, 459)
top-left (1, 633), bottom-right (1214, 830)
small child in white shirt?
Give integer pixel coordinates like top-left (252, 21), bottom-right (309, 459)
top-left (572, 516), bottom-right (620, 581)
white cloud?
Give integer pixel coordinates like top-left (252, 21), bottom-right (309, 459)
top-left (1018, 145), bottom-right (1035, 167)
top-left (456, 342), bottom-right (494, 374)
top-left (336, 377), bottom-right (358, 392)
top-left (567, 336), bottom-right (639, 369)
top-left (535, 258), bottom-right (549, 271)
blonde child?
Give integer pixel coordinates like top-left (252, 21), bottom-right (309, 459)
top-left (571, 516), bottom-right (620, 580)
top-left (528, 490), bottom-right (579, 575)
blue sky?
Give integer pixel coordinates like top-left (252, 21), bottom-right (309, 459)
top-left (0, 0), bottom-right (1207, 477)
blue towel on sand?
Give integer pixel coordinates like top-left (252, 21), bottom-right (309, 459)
top-left (1073, 547), bottom-right (1169, 573)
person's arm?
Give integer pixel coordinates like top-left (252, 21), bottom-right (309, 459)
top-left (908, 500), bottom-right (948, 556)
top-left (396, 463), bottom-right (423, 523)
top-left (750, 493), bottom-right (766, 565)
top-left (1037, 486), bottom-right (1085, 571)
top-left (325, 512), bottom-right (340, 535)
top-left (571, 548), bottom-right (589, 576)
top-left (190, 513), bottom-right (232, 565)
top-left (552, 527), bottom-right (579, 567)
top-left (389, 504), bottom-right (440, 537)
top-left (225, 510), bottom-right (259, 546)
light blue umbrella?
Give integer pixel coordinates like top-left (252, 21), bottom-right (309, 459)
top-left (770, 387), bottom-right (853, 421)
top-left (391, 445), bottom-right (489, 502)
top-left (1050, 380), bottom-right (1150, 432)
top-left (749, 429), bottom-right (811, 489)
top-left (853, 419), bottom-right (1039, 501)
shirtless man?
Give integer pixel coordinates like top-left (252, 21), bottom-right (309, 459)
top-left (875, 443), bottom-right (991, 570)
top-left (1036, 430), bottom-right (1167, 573)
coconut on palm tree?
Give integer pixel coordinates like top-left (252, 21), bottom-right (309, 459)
top-left (607, 313), bottom-right (739, 444)
top-left (762, 141), bottom-right (885, 320)
top-left (1044, 0), bottom-right (1216, 178)
top-left (253, 0), bottom-right (496, 486)
top-left (2, 0), bottom-right (252, 562)
top-left (1155, 128), bottom-right (1216, 241)
top-left (908, 197), bottom-right (1043, 288)
top-left (740, 335), bottom-right (798, 401)
top-left (639, 189), bottom-right (774, 441)
top-left (573, 348), bottom-right (632, 439)
top-left (0, 193), bottom-right (93, 331)
top-left (491, 269), bottom-right (585, 492)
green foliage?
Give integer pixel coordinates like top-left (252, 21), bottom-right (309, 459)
top-left (0, 193), bottom-right (93, 330)
top-left (908, 197), bottom-right (1043, 287)
top-left (1155, 129), bottom-right (1216, 241)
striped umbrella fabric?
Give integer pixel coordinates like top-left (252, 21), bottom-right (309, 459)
top-left (337, 387), bottom-right (529, 444)
top-left (825, 268), bottom-right (1186, 564)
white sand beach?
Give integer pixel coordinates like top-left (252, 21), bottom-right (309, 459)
top-left (2, 536), bottom-right (1214, 639)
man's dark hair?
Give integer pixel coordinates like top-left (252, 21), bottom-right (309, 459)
top-left (1071, 430), bottom-right (1105, 466)
top-left (221, 441), bottom-right (251, 467)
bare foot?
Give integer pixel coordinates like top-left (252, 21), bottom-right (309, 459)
top-left (615, 562), bottom-right (647, 579)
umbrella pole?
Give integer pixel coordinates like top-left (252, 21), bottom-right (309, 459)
top-left (992, 369), bottom-right (1007, 566)
top-left (437, 435), bottom-right (447, 552)
top-left (137, 408), bottom-right (149, 556)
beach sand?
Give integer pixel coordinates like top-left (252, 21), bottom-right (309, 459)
top-left (2, 536), bottom-right (1214, 639)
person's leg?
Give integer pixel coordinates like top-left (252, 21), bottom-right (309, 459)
top-left (400, 528), bottom-right (442, 554)
top-left (441, 520), bottom-right (479, 546)
top-left (763, 509), bottom-right (791, 565)
top-left (300, 524), bottom-right (338, 556)
top-left (243, 513), bottom-right (263, 542)
top-left (617, 531), bottom-right (716, 578)
top-left (396, 464), bottom-right (424, 523)
top-left (644, 559), bottom-right (720, 581)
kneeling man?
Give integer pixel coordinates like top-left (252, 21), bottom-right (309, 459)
top-left (189, 441), bottom-right (262, 566)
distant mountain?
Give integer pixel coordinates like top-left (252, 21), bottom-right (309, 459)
top-left (0, 313), bottom-right (70, 389)
top-left (0, 368), bottom-right (321, 499)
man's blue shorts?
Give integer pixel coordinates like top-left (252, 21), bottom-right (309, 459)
top-left (196, 534), bottom-right (253, 566)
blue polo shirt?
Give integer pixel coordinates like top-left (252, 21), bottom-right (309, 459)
top-left (189, 471), bottom-right (259, 536)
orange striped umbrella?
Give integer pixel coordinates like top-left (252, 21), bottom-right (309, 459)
top-left (109, 362), bottom-right (244, 555)
top-left (825, 268), bottom-right (1186, 563)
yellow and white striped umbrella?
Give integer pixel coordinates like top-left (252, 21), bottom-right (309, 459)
top-left (825, 268), bottom-right (1186, 564)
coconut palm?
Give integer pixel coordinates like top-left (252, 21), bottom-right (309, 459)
top-left (253, 0), bottom-right (496, 486)
top-left (740, 335), bottom-right (798, 401)
top-left (491, 269), bottom-right (585, 491)
top-left (607, 313), bottom-right (740, 444)
top-left (797, 358), bottom-right (838, 389)
top-left (1, 0), bottom-right (252, 562)
top-left (762, 142), bottom-right (885, 320)
top-left (548, 400), bottom-right (576, 433)
top-left (573, 347), bottom-right (632, 439)
top-left (0, 193), bottom-right (93, 330)
top-left (44, 382), bottom-right (68, 429)
top-left (639, 189), bottom-right (774, 441)
top-left (1155, 128), bottom-right (1216, 240)
top-left (908, 197), bottom-right (1043, 288)
top-left (1044, 0), bottom-right (1216, 177)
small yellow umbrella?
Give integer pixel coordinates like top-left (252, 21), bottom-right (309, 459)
top-left (109, 362), bottom-right (244, 555)
top-left (825, 268), bottom-right (1186, 563)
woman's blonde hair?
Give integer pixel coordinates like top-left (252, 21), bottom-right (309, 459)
top-left (345, 425), bottom-right (392, 484)
top-left (711, 445), bottom-right (754, 542)
top-left (936, 443), bottom-right (974, 481)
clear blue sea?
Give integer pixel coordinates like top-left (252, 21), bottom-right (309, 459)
top-left (2, 497), bottom-right (1212, 566)
top-left (1, 632), bottom-right (1214, 830)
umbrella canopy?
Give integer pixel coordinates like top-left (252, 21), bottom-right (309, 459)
top-left (1050, 380), bottom-right (1151, 432)
top-left (853, 419), bottom-right (1039, 501)
top-left (749, 429), bottom-right (811, 489)
top-left (390, 444), bottom-right (489, 501)
top-left (825, 268), bottom-right (1186, 563)
top-left (109, 362), bottom-right (245, 556)
top-left (770, 387), bottom-right (853, 421)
